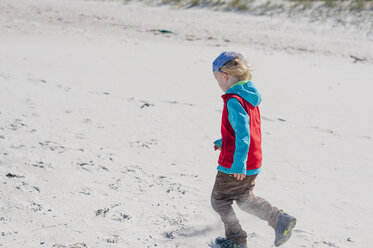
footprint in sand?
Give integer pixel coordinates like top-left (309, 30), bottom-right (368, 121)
top-left (32, 161), bottom-right (53, 169)
top-left (8, 119), bottom-right (27, 131)
top-left (311, 126), bottom-right (341, 137)
top-left (39, 140), bottom-right (66, 153)
top-left (165, 100), bottom-right (194, 107)
top-left (130, 139), bottom-right (158, 149)
top-left (14, 181), bottom-right (41, 193)
top-left (75, 160), bottom-right (95, 171)
top-left (52, 243), bottom-right (87, 248)
top-left (79, 186), bottom-right (92, 196)
top-left (28, 78), bottom-right (47, 84)
top-left (57, 84), bottom-right (71, 92)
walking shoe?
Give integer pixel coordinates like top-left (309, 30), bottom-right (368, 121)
top-left (274, 213), bottom-right (297, 247)
top-left (215, 237), bottom-right (247, 248)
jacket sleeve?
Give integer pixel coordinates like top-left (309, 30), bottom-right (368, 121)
top-left (227, 98), bottom-right (250, 174)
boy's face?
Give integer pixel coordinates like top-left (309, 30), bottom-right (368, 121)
top-left (213, 71), bottom-right (229, 92)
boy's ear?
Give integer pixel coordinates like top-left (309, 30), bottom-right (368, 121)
top-left (222, 72), bottom-right (229, 80)
top-left (224, 72), bottom-right (228, 81)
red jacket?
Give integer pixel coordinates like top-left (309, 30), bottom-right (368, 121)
top-left (218, 93), bottom-right (262, 172)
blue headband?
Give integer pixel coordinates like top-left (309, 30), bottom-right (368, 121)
top-left (212, 51), bottom-right (239, 72)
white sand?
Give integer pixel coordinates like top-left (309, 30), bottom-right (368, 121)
top-left (0, 0), bottom-right (372, 247)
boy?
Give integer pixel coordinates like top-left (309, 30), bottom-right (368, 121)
top-left (211, 51), bottom-right (296, 248)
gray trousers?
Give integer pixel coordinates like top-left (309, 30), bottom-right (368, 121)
top-left (211, 171), bottom-right (283, 246)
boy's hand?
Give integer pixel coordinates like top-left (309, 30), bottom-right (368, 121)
top-left (213, 139), bottom-right (222, 151)
top-left (233, 173), bottom-right (246, 180)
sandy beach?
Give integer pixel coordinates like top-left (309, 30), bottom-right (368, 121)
top-left (0, 0), bottom-right (372, 247)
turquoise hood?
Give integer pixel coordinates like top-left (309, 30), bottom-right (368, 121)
top-left (225, 81), bottom-right (262, 107)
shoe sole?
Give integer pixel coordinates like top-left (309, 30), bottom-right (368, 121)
top-left (275, 219), bottom-right (297, 247)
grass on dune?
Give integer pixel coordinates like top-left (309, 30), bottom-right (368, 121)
top-left (157, 0), bottom-right (372, 12)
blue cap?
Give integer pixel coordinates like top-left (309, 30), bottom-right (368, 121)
top-left (212, 51), bottom-right (239, 72)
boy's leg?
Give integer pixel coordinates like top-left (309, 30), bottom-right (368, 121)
top-left (211, 172), bottom-right (248, 246)
top-left (235, 175), bottom-right (283, 229)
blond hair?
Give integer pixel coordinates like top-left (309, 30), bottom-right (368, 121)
top-left (220, 54), bottom-right (252, 81)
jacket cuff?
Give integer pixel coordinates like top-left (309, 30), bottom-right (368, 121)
top-left (214, 138), bottom-right (222, 148)
top-left (230, 163), bottom-right (246, 174)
